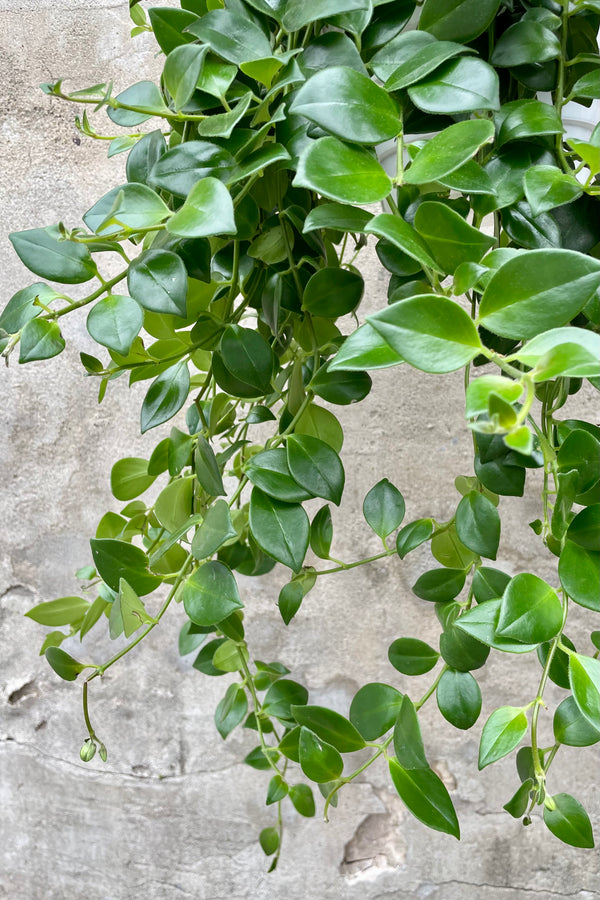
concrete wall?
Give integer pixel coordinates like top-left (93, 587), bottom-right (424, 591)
top-left (1, 3), bottom-right (598, 899)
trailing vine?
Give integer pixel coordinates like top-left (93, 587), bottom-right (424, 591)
top-left (2, 0), bottom-right (599, 866)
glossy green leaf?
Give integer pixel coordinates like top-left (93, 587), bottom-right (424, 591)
top-left (110, 578), bottom-right (155, 639)
top-left (259, 827), bottom-right (279, 857)
top-left (388, 637), bottom-right (439, 676)
top-left (383, 38), bottom-right (473, 90)
top-left (328, 322), bottom-right (404, 372)
top-left (413, 568), bottom-right (466, 603)
top-left (186, 10), bottom-right (272, 64)
top-left (141, 361), bottom-right (190, 433)
top-left (148, 7), bottom-right (198, 54)
top-left (393, 696), bottom-right (428, 770)
top-left (292, 705), bottom-right (365, 753)
top-left (368, 296), bottom-right (482, 374)
top-left (310, 366), bottom-right (371, 406)
top-left (289, 783), bottom-right (315, 817)
top-left (303, 203), bottom-right (373, 234)
top-left (299, 727), bottom-right (343, 783)
top-left (126, 130), bottom-right (167, 185)
top-left (478, 250), bottom-right (600, 340)
top-left (290, 66), bottom-right (399, 144)
top-left (90, 538), bottom-right (161, 595)
top-left (286, 434), bottom-right (345, 506)
top-left (496, 573), bottom-right (563, 644)
top-left (456, 598), bottom-right (539, 654)
top-left (554, 696), bottom-right (600, 747)
top-left (414, 202), bottom-right (495, 275)
top-left (472, 567), bottom-right (511, 603)
top-left (436, 669), bottom-right (481, 730)
top-left (110, 457), bottom-right (155, 502)
top-left (83, 184), bottom-right (170, 235)
top-left (246, 449), bottom-right (313, 503)
top-left (310, 505), bottom-right (333, 560)
top-left (302, 267), bottom-right (364, 318)
top-left (491, 21), bottom-right (560, 67)
top-left (419, 0), bottom-right (501, 41)
top-left (363, 478), bottom-right (405, 538)
top-left (128, 250), bottom-right (188, 317)
top-left (10, 226), bottom-right (96, 284)
top-left (0, 283), bottom-right (56, 334)
top-left (195, 435), bottom-right (225, 497)
top-left (283, 0), bottom-right (369, 32)
top-left (569, 654), bottom-right (600, 730)
top-left (108, 81), bottom-right (170, 127)
top-left (409, 58), bottom-right (499, 114)
top-left (183, 561), bottom-right (243, 627)
top-left (523, 166), bottom-right (582, 217)
top-left (149, 141), bottom-right (236, 198)
top-left (87, 294), bottom-right (143, 356)
top-left (566, 505), bottom-right (599, 551)
top-left (249, 487), bottom-right (309, 572)
top-left (263, 679), bottom-right (308, 721)
top-left (404, 119), bottom-right (494, 185)
top-left (163, 43), bottom-right (208, 110)
top-left (558, 542), bottom-right (599, 612)
top-left (465, 376), bottom-right (522, 418)
top-left (497, 100), bottom-right (563, 148)
top-left (294, 137), bottom-right (392, 204)
top-left (503, 779), bottom-right (534, 819)
top-left (478, 706), bottom-right (528, 769)
top-left (543, 794), bottom-right (595, 849)
top-left (349, 682), bottom-right (404, 740)
top-left (25, 596), bottom-right (89, 627)
top-left (45, 647), bottom-right (87, 682)
top-left (396, 518), bottom-right (435, 559)
top-left (513, 328), bottom-right (600, 382)
top-left (455, 490), bottom-right (500, 560)
top-left (19, 319), bottom-right (65, 363)
top-left (191, 500), bottom-right (237, 560)
top-left (295, 403), bottom-right (344, 453)
top-left (167, 177), bottom-right (236, 238)
top-left (440, 621), bottom-right (490, 672)
top-left (388, 759), bottom-right (460, 838)
top-left (365, 213), bottom-right (443, 274)
top-left (220, 325), bottom-right (274, 396)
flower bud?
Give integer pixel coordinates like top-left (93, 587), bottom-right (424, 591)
top-left (80, 738), bottom-right (96, 762)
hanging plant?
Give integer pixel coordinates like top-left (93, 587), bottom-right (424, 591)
top-left (2, 0), bottom-right (599, 868)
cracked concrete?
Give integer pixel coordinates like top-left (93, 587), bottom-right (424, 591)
top-left (1, 1), bottom-right (600, 899)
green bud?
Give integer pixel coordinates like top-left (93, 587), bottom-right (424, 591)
top-left (80, 738), bottom-right (96, 762)
top-left (99, 742), bottom-right (108, 762)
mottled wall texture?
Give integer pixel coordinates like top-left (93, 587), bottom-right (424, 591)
top-left (1, 3), bottom-right (598, 899)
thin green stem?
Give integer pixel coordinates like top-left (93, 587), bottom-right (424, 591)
top-left (315, 548), bottom-right (396, 575)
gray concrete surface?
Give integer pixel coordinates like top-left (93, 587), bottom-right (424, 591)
top-left (1, 3), bottom-right (599, 899)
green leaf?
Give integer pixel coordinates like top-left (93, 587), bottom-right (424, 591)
top-left (388, 638), bottom-right (439, 676)
top-left (302, 267), bottom-right (364, 318)
top-left (491, 21), bottom-right (560, 67)
top-left (25, 596), bottom-right (89, 627)
top-left (263, 679), bottom-right (308, 721)
top-left (404, 119), bottom-right (494, 185)
top-left (246, 449), bottom-right (313, 503)
top-left (90, 538), bottom-right (161, 595)
top-left (110, 578), bottom-right (155, 639)
top-left (513, 328), bottom-right (600, 382)
top-left (126, 130), bottom-right (167, 185)
top-left (365, 213), bottom-right (443, 275)
top-left (543, 794), bottom-right (595, 849)
top-left (110, 457), bottom-right (155, 502)
top-left (249, 487), bottom-right (309, 572)
top-left (456, 598), bottom-right (539, 654)
top-left (310, 505), bottom-right (333, 560)
top-left (290, 66), bottom-right (399, 145)
top-left (363, 478), bottom-right (405, 538)
top-left (148, 141), bottom-right (236, 198)
top-left (571, 70), bottom-right (600, 101)
top-left (183, 561), bottom-right (243, 627)
top-left (455, 490), bottom-right (500, 560)
top-left (409, 58), bottom-right (499, 115)
top-left (108, 81), bottom-right (171, 127)
top-left (554, 696), bottom-right (600, 747)
top-left (0, 283), bottom-right (56, 334)
top-left (83, 184), bottom-right (170, 235)
top-left (163, 43), bottom-right (208, 110)
top-left (192, 637), bottom-right (227, 676)
top-left (19, 319), bottom-right (65, 363)
top-left (292, 705), bottom-right (365, 752)
top-left (349, 682), bottom-right (404, 740)
top-left (148, 7), bottom-right (198, 54)
top-left (466, 376), bottom-right (522, 418)
top-left (478, 250), bottom-right (600, 340)
top-left (141, 361), bottom-right (190, 433)
top-left (368, 296), bottom-right (482, 374)
top-left (283, 0), bottom-right (370, 32)
top-left (212, 638), bottom-right (247, 672)
top-left (328, 322), bottom-right (404, 373)
top-left (496, 573), bottom-right (563, 644)
top-left (294, 137), bottom-right (392, 204)
top-left (178, 620), bottom-right (208, 657)
top-left (413, 202), bottom-right (495, 274)
top-left (286, 434), bottom-right (345, 506)
top-left (396, 518), bottom-right (435, 559)
top-left (192, 500), bottom-right (237, 560)
top-left (413, 568), bottom-right (466, 603)
top-left (218, 325), bottom-right (274, 396)
top-left (185, 9), bottom-right (272, 65)
top-left (440, 621), bottom-right (490, 672)
top-left (166, 177), bottom-right (236, 239)
top-left (310, 366), bottom-right (372, 406)
top-left (566, 505), bottom-right (599, 551)
top-left (436, 669), bottom-right (482, 730)
top-left (388, 759), bottom-right (460, 838)
top-left (497, 100), bottom-right (563, 148)
top-left (419, 0), bottom-right (500, 41)
top-left (259, 827), bottom-right (279, 857)
top-left (303, 203), bottom-right (373, 234)
top-left (298, 727), bottom-right (343, 783)
top-left (9, 226), bottom-right (96, 284)
top-left (382, 37), bottom-right (473, 90)
top-left (569, 654), bottom-right (600, 730)
top-left (558, 542), bottom-right (600, 612)
top-left (393, 696), bottom-right (428, 769)
top-left (45, 647), bottom-right (87, 682)
top-left (523, 166), bottom-right (582, 216)
top-left (215, 684), bottom-right (248, 739)
top-left (289, 784), bottom-right (315, 817)
top-left (478, 706), bottom-right (528, 769)
top-left (87, 294), bottom-right (143, 356)
top-left (195, 435), bottom-right (225, 497)
top-left (266, 774), bottom-right (288, 805)
top-left (128, 250), bottom-right (188, 317)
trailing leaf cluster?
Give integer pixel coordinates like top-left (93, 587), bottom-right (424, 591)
top-left (3, 0), bottom-right (600, 866)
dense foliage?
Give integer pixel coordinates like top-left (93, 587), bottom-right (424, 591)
top-left (2, 0), bottom-right (599, 866)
